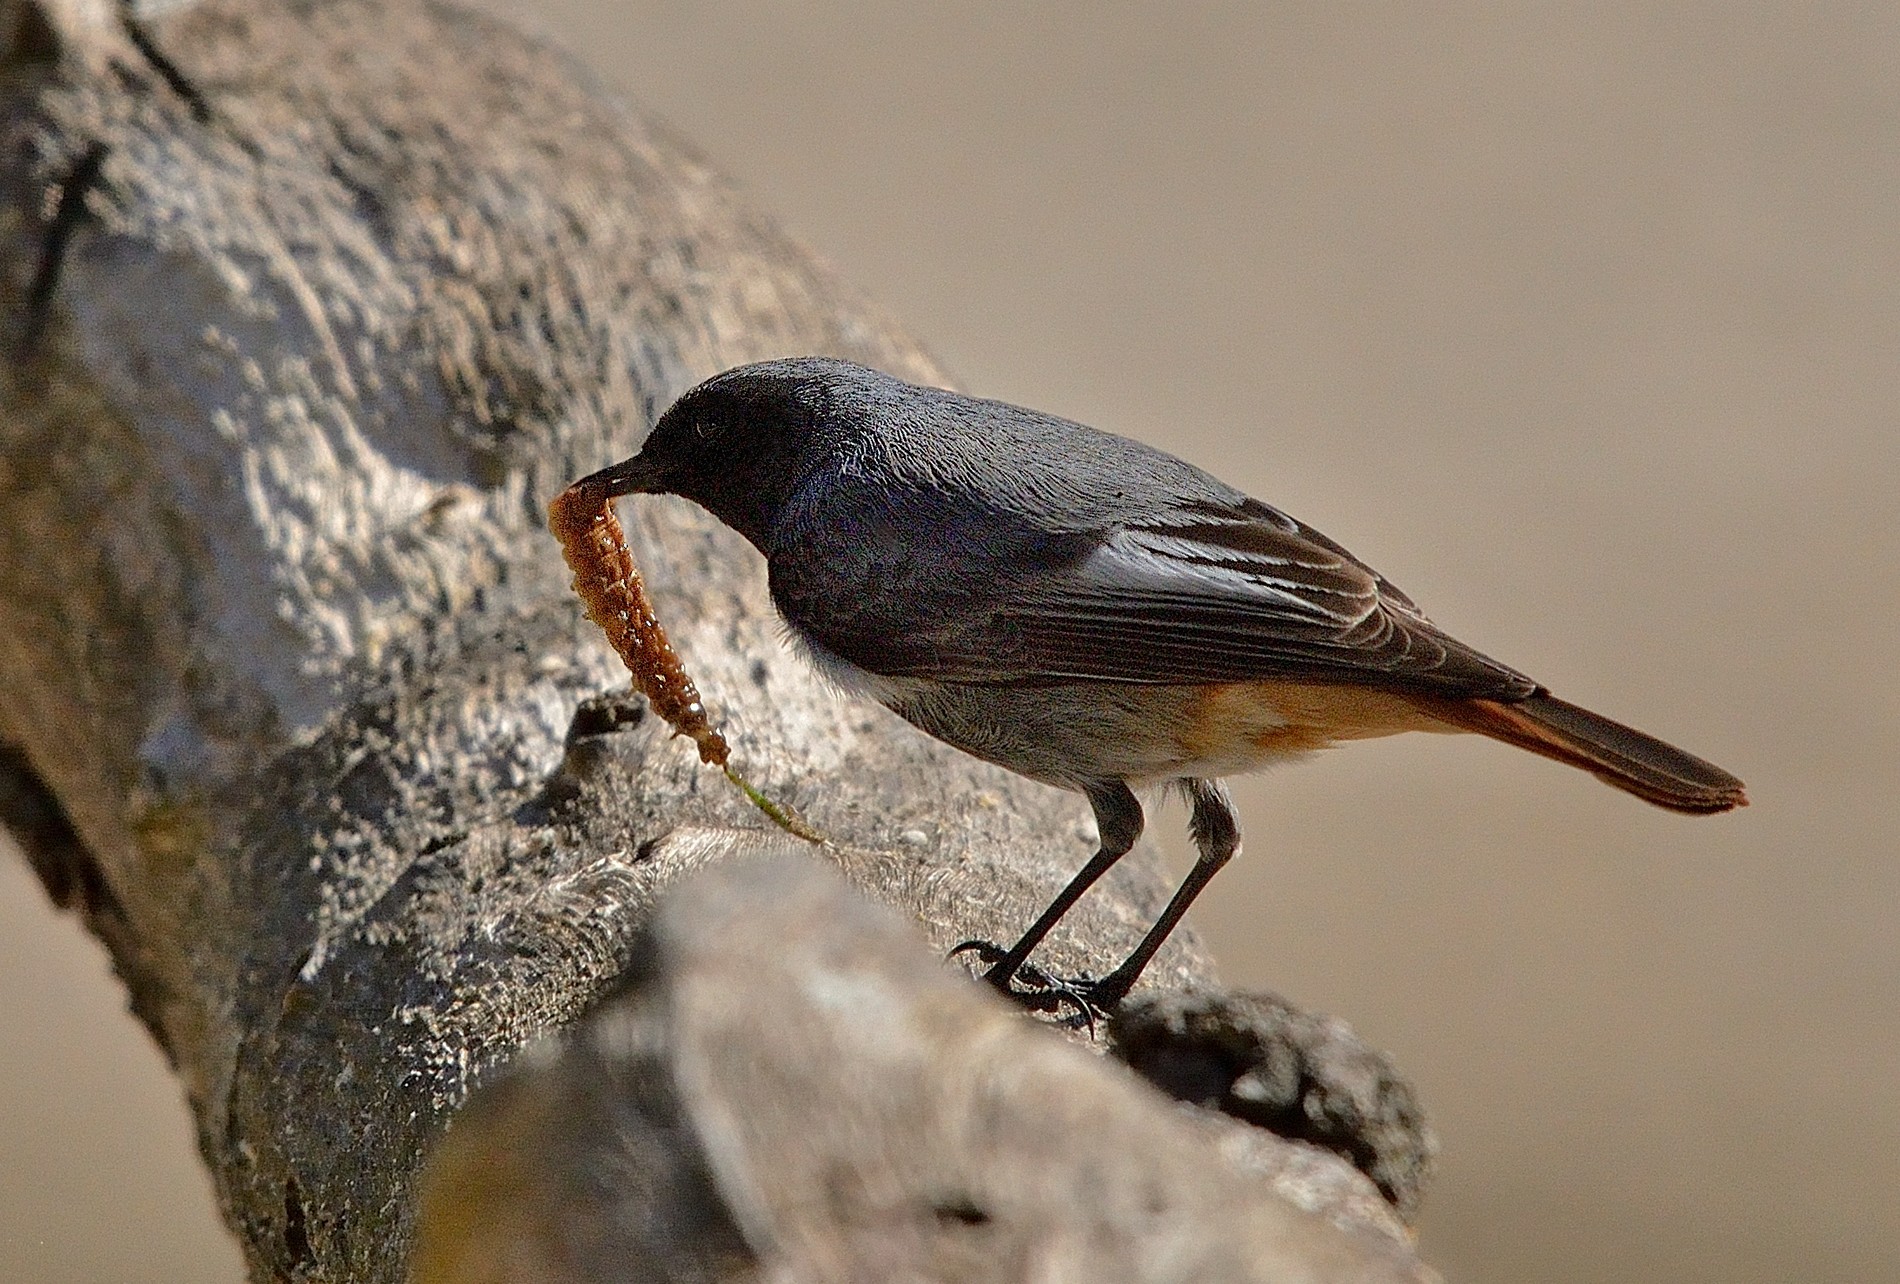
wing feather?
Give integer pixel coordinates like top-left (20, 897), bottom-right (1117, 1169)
top-left (771, 481), bottom-right (1536, 699)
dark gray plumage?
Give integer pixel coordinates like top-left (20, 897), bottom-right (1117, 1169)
top-left (580, 357), bottom-right (1745, 1013)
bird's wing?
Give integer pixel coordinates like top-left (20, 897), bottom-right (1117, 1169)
top-left (988, 495), bottom-right (1537, 694)
top-left (774, 488), bottom-right (1538, 699)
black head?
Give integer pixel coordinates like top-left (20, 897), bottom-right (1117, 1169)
top-left (583, 357), bottom-right (895, 548)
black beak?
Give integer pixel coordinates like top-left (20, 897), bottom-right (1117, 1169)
top-left (573, 451), bottom-right (665, 499)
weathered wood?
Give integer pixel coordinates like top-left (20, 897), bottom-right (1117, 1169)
top-left (411, 852), bottom-right (1433, 1284)
top-left (0, 1), bottom-right (1432, 1278)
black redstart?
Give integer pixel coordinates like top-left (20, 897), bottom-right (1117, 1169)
top-left (575, 357), bottom-right (1746, 1012)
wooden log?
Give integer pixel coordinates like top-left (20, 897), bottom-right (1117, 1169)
top-left (0, 2), bottom-right (1432, 1278)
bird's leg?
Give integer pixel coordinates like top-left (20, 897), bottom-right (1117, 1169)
top-left (951, 780), bottom-right (1144, 1008)
top-left (1082, 778), bottom-right (1240, 1011)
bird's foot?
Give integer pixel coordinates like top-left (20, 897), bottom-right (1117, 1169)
top-left (948, 939), bottom-right (1118, 1030)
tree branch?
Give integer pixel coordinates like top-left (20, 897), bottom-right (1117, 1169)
top-left (0, 1), bottom-right (1433, 1278)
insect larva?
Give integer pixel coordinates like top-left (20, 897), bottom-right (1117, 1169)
top-left (549, 475), bottom-right (820, 843)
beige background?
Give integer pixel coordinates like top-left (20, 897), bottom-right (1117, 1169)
top-left (4, 3), bottom-right (1895, 1280)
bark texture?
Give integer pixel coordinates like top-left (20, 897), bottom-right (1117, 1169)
top-left (411, 853), bottom-right (1433, 1284)
top-left (0, 2), bottom-right (1434, 1279)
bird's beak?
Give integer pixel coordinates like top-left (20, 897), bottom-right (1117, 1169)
top-left (573, 451), bottom-right (665, 499)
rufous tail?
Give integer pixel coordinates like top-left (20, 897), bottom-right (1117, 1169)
top-left (1431, 692), bottom-right (1747, 814)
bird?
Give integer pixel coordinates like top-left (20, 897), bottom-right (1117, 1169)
top-left (577, 356), bottom-right (1746, 1014)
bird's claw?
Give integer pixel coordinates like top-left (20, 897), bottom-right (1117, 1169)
top-left (948, 938), bottom-right (1110, 1030)
top-left (946, 938), bottom-right (1007, 968)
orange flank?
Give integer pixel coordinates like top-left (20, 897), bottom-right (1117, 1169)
top-left (1182, 679), bottom-right (1450, 764)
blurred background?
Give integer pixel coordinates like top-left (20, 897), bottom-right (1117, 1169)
top-left (3, 2), bottom-right (1895, 1280)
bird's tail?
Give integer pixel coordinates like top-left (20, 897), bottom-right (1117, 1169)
top-left (1430, 692), bottom-right (1747, 814)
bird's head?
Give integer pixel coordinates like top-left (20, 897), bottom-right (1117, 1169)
top-left (583, 356), bottom-right (890, 548)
